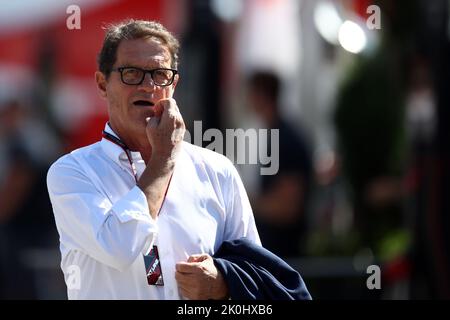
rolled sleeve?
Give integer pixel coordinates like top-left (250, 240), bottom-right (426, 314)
top-left (113, 186), bottom-right (153, 223)
top-left (111, 186), bottom-right (158, 256)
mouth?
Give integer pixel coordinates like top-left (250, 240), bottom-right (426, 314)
top-left (132, 100), bottom-right (155, 107)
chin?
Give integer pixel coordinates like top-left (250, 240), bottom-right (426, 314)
top-left (137, 119), bottom-right (148, 131)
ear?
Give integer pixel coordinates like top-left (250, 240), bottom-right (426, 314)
top-left (95, 71), bottom-right (108, 99)
top-left (171, 73), bottom-right (179, 91)
top-left (166, 73), bottom-right (179, 99)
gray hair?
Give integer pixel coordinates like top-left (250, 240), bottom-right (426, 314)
top-left (97, 19), bottom-right (180, 78)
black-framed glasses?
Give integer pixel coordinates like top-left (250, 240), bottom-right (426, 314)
top-left (112, 66), bottom-right (178, 87)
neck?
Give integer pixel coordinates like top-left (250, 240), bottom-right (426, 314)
top-left (108, 122), bottom-right (152, 164)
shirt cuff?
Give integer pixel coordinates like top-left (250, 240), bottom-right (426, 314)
top-left (111, 186), bottom-right (157, 255)
top-left (112, 186), bottom-right (154, 223)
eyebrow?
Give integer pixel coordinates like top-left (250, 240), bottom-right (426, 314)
top-left (118, 59), bottom-right (171, 68)
top-left (118, 65), bottom-right (174, 71)
top-left (120, 66), bottom-right (175, 72)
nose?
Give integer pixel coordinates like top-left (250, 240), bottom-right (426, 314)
top-left (137, 73), bottom-right (156, 92)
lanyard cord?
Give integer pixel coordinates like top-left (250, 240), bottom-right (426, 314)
top-left (101, 126), bottom-right (174, 217)
top-left (102, 130), bottom-right (138, 183)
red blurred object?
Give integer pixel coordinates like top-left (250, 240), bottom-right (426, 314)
top-left (0, 0), bottom-right (169, 151)
top-left (352, 0), bottom-right (373, 19)
top-left (54, 0), bottom-right (163, 77)
top-left (65, 112), bottom-right (110, 152)
top-left (0, 1), bottom-right (163, 74)
top-left (382, 255), bottom-right (412, 285)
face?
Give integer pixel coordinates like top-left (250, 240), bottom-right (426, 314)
top-left (95, 37), bottom-right (178, 146)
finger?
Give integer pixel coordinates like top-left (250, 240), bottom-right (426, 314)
top-left (179, 282), bottom-right (202, 300)
top-left (166, 100), bottom-right (180, 122)
top-left (153, 101), bottom-right (164, 118)
top-left (158, 99), bottom-right (176, 127)
top-left (176, 261), bottom-right (201, 274)
top-left (179, 287), bottom-right (193, 300)
top-left (147, 115), bottom-right (160, 129)
top-left (171, 99), bottom-right (180, 113)
top-left (175, 274), bottom-right (197, 298)
top-left (171, 103), bottom-right (185, 131)
top-left (175, 271), bottom-right (190, 287)
top-left (172, 127), bottom-right (185, 143)
top-left (150, 99), bottom-right (169, 128)
top-left (187, 254), bottom-right (208, 263)
top-left (175, 269), bottom-right (194, 280)
top-left (163, 85), bottom-right (168, 100)
top-left (145, 100), bottom-right (164, 129)
top-left (175, 272), bottom-right (199, 291)
top-left (164, 101), bottom-right (184, 132)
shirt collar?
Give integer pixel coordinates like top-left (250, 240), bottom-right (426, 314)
top-left (100, 123), bottom-right (144, 164)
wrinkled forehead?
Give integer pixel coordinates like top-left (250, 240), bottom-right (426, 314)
top-left (115, 37), bottom-right (172, 67)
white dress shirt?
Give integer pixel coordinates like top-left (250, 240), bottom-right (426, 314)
top-left (47, 123), bottom-right (261, 300)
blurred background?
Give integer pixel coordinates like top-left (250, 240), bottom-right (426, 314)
top-left (1, 0), bottom-right (449, 299)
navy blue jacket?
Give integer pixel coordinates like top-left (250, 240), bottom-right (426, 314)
top-left (213, 238), bottom-right (312, 300)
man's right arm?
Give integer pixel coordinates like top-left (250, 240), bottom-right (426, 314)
top-left (47, 158), bottom-right (158, 272)
top-left (136, 156), bottom-right (175, 219)
top-left (136, 98), bottom-right (185, 219)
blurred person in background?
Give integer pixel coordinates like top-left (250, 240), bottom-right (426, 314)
top-left (46, 19), bottom-right (262, 300)
top-left (0, 97), bottom-right (61, 299)
top-left (245, 71), bottom-right (313, 258)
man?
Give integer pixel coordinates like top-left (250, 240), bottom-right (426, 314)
top-left (246, 71), bottom-right (312, 258)
top-left (47, 19), bottom-right (260, 300)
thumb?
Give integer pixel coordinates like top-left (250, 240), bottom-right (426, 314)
top-left (153, 101), bottom-right (164, 117)
top-left (146, 116), bottom-right (160, 128)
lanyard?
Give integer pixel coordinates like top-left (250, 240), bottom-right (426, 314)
top-left (101, 126), bottom-right (174, 217)
top-left (102, 130), bottom-right (138, 183)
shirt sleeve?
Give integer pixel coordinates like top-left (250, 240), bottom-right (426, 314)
top-left (47, 157), bottom-right (157, 272)
top-left (223, 161), bottom-right (262, 246)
